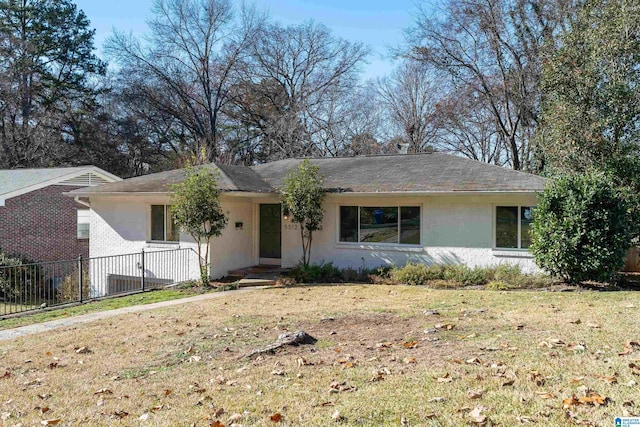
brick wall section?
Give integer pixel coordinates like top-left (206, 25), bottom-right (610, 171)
top-left (0, 185), bottom-right (88, 262)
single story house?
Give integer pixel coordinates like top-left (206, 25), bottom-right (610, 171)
top-left (0, 166), bottom-right (121, 262)
top-left (69, 153), bottom-right (546, 290)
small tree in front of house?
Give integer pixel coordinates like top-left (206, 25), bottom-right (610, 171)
top-left (170, 167), bottom-right (228, 285)
top-left (282, 159), bottom-right (325, 267)
top-left (530, 172), bottom-right (636, 284)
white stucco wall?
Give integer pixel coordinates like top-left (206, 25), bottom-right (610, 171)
top-left (88, 191), bottom-right (542, 294)
top-left (89, 195), bottom-right (202, 295)
top-left (208, 197), bottom-right (256, 278)
top-left (280, 193), bottom-right (541, 274)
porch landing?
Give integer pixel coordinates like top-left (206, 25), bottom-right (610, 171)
top-left (227, 265), bottom-right (289, 287)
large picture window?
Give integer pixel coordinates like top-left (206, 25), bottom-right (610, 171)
top-left (495, 206), bottom-right (533, 249)
top-left (339, 206), bottom-right (421, 245)
top-left (150, 205), bottom-right (179, 242)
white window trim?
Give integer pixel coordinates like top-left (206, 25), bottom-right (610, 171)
top-left (335, 204), bottom-right (423, 248)
top-left (77, 209), bottom-right (90, 240)
top-left (147, 204), bottom-right (179, 243)
top-left (493, 205), bottom-right (533, 251)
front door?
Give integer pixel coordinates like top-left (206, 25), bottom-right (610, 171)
top-left (259, 204), bottom-right (281, 264)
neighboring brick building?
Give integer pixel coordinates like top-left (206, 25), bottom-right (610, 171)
top-left (0, 167), bottom-right (121, 262)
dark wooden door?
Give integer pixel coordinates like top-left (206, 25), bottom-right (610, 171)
top-left (260, 204), bottom-right (281, 259)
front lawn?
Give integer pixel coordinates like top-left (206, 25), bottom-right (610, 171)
top-left (0, 285), bottom-right (638, 426)
top-left (0, 289), bottom-right (200, 331)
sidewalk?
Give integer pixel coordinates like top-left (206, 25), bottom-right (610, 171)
top-left (0, 287), bottom-right (263, 342)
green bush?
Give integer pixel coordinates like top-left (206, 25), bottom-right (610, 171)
top-left (442, 265), bottom-right (494, 286)
top-left (492, 265), bottom-right (555, 289)
top-left (388, 262), bottom-right (552, 289)
top-left (530, 173), bottom-right (636, 284)
top-left (391, 263), bottom-right (445, 286)
top-left (485, 281), bottom-right (512, 291)
top-left (290, 262), bottom-right (341, 283)
top-left (286, 261), bottom-right (553, 289)
top-left (0, 250), bottom-right (43, 300)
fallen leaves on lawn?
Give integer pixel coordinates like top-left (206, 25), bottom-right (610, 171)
top-left (535, 391), bottom-right (556, 399)
top-left (1, 371), bottom-right (10, 379)
top-left (331, 409), bottom-right (344, 421)
top-left (435, 323), bottom-right (455, 330)
top-left (270, 412), bottom-right (283, 422)
top-left (563, 391), bottom-right (610, 409)
top-left (529, 371), bottom-right (545, 386)
top-left (328, 381), bottom-right (356, 393)
top-left (468, 406), bottom-right (487, 424)
top-left (403, 341), bottom-right (418, 349)
top-left (370, 367), bottom-right (391, 382)
top-left (296, 357), bottom-right (312, 367)
top-left (597, 375), bottom-right (617, 384)
top-left (93, 388), bottom-right (113, 396)
top-left (227, 413), bottom-right (243, 423)
top-left (619, 340), bottom-right (640, 356)
top-left (436, 373), bottom-right (453, 383)
top-left (467, 390), bottom-right (484, 399)
top-left (538, 338), bottom-right (566, 348)
top-left (40, 419), bottom-right (61, 425)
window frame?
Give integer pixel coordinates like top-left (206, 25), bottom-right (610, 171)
top-left (494, 205), bottom-right (534, 250)
top-left (148, 204), bottom-right (179, 243)
top-left (77, 209), bottom-right (90, 240)
top-left (337, 205), bottom-right (422, 247)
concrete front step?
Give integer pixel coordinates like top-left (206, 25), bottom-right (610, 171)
top-left (237, 278), bottom-right (277, 287)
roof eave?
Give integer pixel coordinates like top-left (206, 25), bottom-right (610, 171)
top-left (1, 166), bottom-right (121, 202)
top-left (326, 189), bottom-right (542, 196)
top-left (63, 190), bottom-right (278, 198)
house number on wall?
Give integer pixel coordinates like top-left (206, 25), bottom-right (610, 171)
top-left (284, 224), bottom-right (298, 230)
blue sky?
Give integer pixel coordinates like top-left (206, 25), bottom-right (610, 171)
top-left (73, 0), bottom-right (419, 80)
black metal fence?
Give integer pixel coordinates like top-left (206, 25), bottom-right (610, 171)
top-left (0, 248), bottom-right (199, 317)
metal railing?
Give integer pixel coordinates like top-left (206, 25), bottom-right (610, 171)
top-left (1, 248), bottom-right (200, 317)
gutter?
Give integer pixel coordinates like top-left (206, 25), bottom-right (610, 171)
top-left (62, 191), bottom-right (277, 198)
top-left (74, 196), bottom-right (91, 208)
top-left (326, 190), bottom-right (542, 197)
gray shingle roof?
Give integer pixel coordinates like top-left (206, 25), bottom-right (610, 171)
top-left (252, 153), bottom-right (547, 193)
top-left (69, 164), bottom-right (274, 195)
top-left (0, 166), bottom-right (92, 196)
top-left (70, 153), bottom-right (546, 196)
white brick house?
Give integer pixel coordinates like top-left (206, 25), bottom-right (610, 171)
top-left (70, 153), bottom-right (546, 286)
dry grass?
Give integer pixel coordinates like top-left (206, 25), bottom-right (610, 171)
top-left (0, 285), bottom-right (639, 426)
top-left (0, 289), bottom-right (198, 330)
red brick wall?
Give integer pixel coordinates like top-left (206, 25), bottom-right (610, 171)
top-left (0, 185), bottom-right (89, 262)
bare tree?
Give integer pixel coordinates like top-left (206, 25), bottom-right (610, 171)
top-left (227, 20), bottom-right (369, 161)
top-left (434, 86), bottom-right (509, 165)
top-left (105, 0), bottom-right (263, 164)
top-left (376, 61), bottom-right (442, 153)
top-left (409, 0), bottom-right (575, 170)
top-left (314, 84), bottom-right (385, 157)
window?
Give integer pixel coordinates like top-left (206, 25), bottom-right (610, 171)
top-left (77, 209), bottom-right (90, 239)
top-left (150, 205), bottom-right (179, 242)
top-left (339, 206), bottom-right (421, 245)
top-left (495, 206), bottom-right (534, 249)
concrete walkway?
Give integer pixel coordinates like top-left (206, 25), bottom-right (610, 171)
top-left (0, 287), bottom-right (264, 342)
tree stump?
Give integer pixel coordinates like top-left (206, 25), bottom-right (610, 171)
top-left (241, 330), bottom-right (317, 359)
